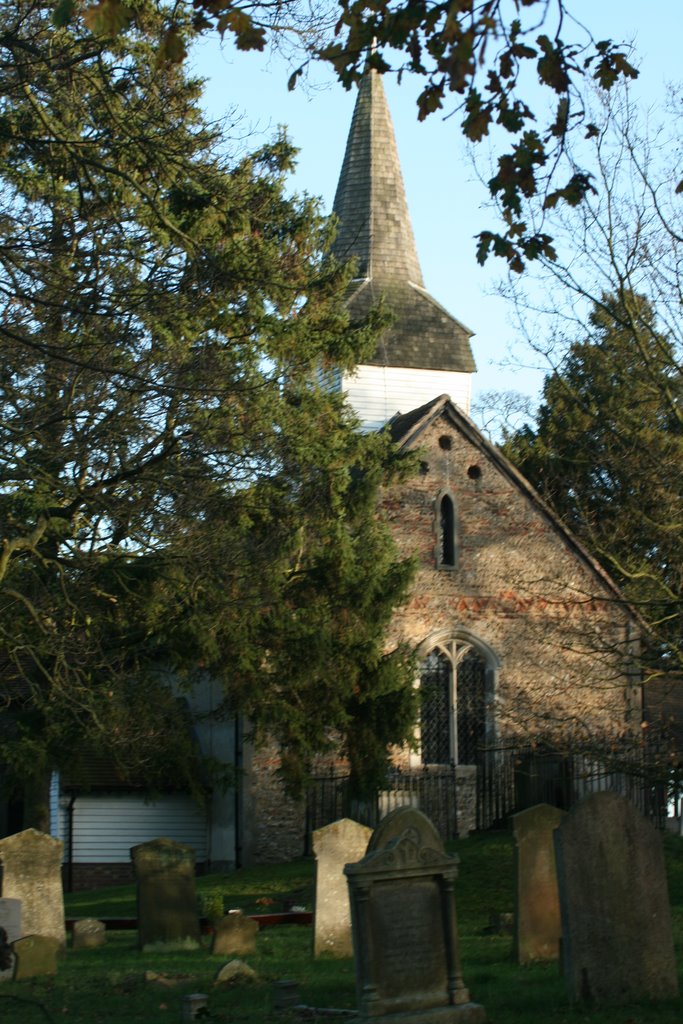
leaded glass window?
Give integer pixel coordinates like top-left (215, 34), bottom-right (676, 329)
top-left (420, 649), bottom-right (451, 765)
top-left (420, 640), bottom-right (490, 765)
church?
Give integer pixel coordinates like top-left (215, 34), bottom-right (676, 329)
top-left (243, 68), bottom-right (644, 862)
top-left (20, 69), bottom-right (645, 886)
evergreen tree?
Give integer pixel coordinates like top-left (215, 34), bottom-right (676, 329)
top-left (503, 292), bottom-right (683, 672)
top-left (0, 0), bottom-right (417, 817)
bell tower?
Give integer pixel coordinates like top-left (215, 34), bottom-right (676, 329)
top-left (331, 69), bottom-right (476, 430)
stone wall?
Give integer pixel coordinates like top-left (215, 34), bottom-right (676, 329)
top-left (242, 746), bottom-right (307, 865)
top-left (382, 414), bottom-right (639, 747)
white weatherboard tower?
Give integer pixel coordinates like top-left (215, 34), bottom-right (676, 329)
top-left (330, 69), bottom-right (476, 430)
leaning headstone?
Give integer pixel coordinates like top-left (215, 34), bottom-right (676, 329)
top-left (0, 899), bottom-right (22, 945)
top-left (130, 838), bottom-right (200, 951)
top-left (555, 790), bottom-right (679, 1004)
top-left (12, 935), bottom-right (61, 980)
top-left (0, 829), bottom-right (65, 946)
top-left (313, 818), bottom-right (372, 957)
top-left (211, 912), bottom-right (259, 956)
top-left (511, 803), bottom-right (565, 963)
top-left (72, 918), bottom-right (107, 950)
top-left (345, 806), bottom-right (485, 1023)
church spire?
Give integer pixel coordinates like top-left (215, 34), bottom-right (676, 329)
top-left (331, 68), bottom-right (476, 378)
top-left (332, 69), bottom-right (423, 286)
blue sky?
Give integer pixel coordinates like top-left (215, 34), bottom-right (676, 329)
top-left (192, 2), bottom-right (682, 425)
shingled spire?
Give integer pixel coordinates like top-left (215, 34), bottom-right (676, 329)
top-left (332, 69), bottom-right (476, 376)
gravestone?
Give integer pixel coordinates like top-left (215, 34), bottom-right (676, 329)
top-left (554, 790), bottom-right (679, 1004)
top-left (313, 818), bottom-right (372, 957)
top-left (0, 899), bottom-right (21, 944)
top-left (0, 829), bottom-right (65, 946)
top-left (72, 918), bottom-right (107, 949)
top-left (130, 838), bottom-right (201, 951)
top-left (211, 912), bottom-right (259, 956)
top-left (511, 803), bottom-right (565, 963)
top-left (345, 806), bottom-right (485, 1024)
top-left (12, 935), bottom-right (61, 980)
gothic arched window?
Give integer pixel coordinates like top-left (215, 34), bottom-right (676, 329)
top-left (419, 637), bottom-right (493, 765)
top-left (435, 491), bottom-right (458, 569)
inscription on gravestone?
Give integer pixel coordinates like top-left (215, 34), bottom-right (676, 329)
top-left (370, 878), bottom-right (446, 998)
top-left (345, 806), bottom-right (485, 1024)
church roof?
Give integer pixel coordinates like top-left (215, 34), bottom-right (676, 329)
top-left (332, 71), bottom-right (476, 374)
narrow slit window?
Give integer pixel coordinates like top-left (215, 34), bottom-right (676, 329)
top-left (440, 494), bottom-right (456, 567)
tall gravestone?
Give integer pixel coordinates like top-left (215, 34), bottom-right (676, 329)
top-left (554, 790), bottom-right (679, 1004)
top-left (0, 829), bottom-right (65, 946)
top-left (131, 838), bottom-right (201, 951)
top-left (345, 806), bottom-right (485, 1024)
top-left (313, 818), bottom-right (373, 958)
top-left (511, 803), bottom-right (565, 963)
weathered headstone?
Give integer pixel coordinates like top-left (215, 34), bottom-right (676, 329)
top-left (555, 790), bottom-right (679, 1004)
top-left (0, 829), bottom-right (65, 946)
top-left (130, 838), bottom-right (200, 951)
top-left (211, 912), bottom-right (259, 956)
top-left (0, 899), bottom-right (22, 944)
top-left (511, 803), bottom-right (565, 963)
top-left (313, 817), bottom-right (372, 957)
top-left (12, 935), bottom-right (61, 980)
top-left (72, 918), bottom-right (107, 949)
top-left (345, 806), bottom-right (485, 1024)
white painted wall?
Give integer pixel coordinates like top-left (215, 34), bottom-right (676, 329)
top-left (58, 794), bottom-right (208, 863)
top-left (340, 364), bottom-right (472, 430)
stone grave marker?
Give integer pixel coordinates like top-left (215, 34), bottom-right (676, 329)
top-left (12, 935), bottom-right (61, 980)
top-left (511, 803), bottom-right (565, 963)
top-left (0, 899), bottom-right (21, 945)
top-left (130, 838), bottom-right (201, 951)
top-left (345, 806), bottom-right (485, 1024)
top-left (313, 817), bottom-right (372, 957)
top-left (72, 918), bottom-right (107, 949)
top-left (555, 790), bottom-right (679, 1004)
top-left (0, 829), bottom-right (65, 946)
top-left (211, 912), bottom-right (259, 956)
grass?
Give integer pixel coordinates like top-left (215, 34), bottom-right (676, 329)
top-left (1, 831), bottom-right (682, 1023)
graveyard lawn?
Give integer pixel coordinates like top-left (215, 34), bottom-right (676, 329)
top-left (0, 833), bottom-right (681, 1023)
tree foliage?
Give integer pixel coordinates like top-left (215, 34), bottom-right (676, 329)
top-left (0, 0), bottom-right (418, 811)
top-left (502, 291), bottom-right (682, 674)
top-left (49, 0), bottom-right (639, 273)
